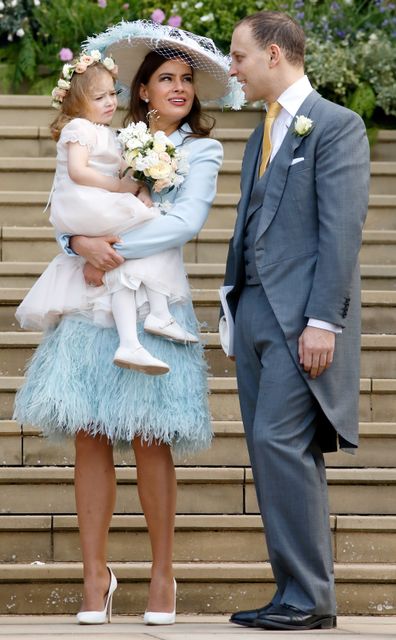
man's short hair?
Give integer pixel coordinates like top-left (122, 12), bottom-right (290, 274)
top-left (237, 11), bottom-right (305, 67)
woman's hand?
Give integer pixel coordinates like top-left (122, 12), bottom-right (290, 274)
top-left (118, 175), bottom-right (140, 194)
top-left (83, 263), bottom-right (105, 287)
top-left (70, 235), bottom-right (124, 271)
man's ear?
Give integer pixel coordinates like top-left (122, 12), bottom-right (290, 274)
top-left (267, 44), bottom-right (281, 67)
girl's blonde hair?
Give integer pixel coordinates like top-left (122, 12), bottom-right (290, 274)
top-left (50, 62), bottom-right (117, 141)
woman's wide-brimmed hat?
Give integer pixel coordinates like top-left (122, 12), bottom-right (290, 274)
top-left (84, 20), bottom-right (245, 109)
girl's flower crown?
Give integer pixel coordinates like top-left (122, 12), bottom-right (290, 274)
top-left (51, 49), bottom-right (118, 109)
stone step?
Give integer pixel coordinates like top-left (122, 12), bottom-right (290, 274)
top-left (2, 227), bottom-right (396, 265)
top-left (2, 126), bottom-right (394, 161)
top-left (0, 125), bottom-right (252, 161)
top-left (0, 192), bottom-right (394, 231)
top-left (0, 286), bottom-right (395, 334)
top-left (0, 158), bottom-right (394, 194)
top-left (0, 375), bottom-right (385, 424)
top-left (0, 328), bottom-right (395, 379)
top-left (1, 418), bottom-right (396, 468)
top-left (0, 465), bottom-right (395, 516)
top-left (0, 95), bottom-right (263, 127)
top-left (0, 561), bottom-right (394, 615)
top-left (0, 514), bottom-right (395, 565)
top-left (1, 261), bottom-right (395, 290)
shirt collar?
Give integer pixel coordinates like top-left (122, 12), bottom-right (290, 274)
top-left (276, 75), bottom-right (313, 118)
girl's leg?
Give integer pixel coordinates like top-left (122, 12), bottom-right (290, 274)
top-left (112, 287), bottom-right (140, 350)
top-left (144, 287), bottom-right (198, 344)
top-left (75, 431), bottom-right (116, 611)
top-left (133, 437), bottom-right (177, 612)
top-left (112, 287), bottom-right (169, 373)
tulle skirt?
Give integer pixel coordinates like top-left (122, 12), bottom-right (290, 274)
top-left (13, 303), bottom-right (212, 455)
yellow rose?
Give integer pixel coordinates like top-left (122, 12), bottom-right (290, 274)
top-left (148, 161), bottom-right (172, 180)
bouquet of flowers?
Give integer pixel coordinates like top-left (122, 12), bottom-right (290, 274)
top-left (117, 120), bottom-right (189, 193)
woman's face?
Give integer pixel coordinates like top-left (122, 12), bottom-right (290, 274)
top-left (139, 59), bottom-right (195, 133)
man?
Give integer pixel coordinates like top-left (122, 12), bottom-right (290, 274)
top-left (222, 11), bottom-right (370, 631)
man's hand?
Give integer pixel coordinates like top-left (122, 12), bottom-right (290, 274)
top-left (298, 326), bottom-right (335, 379)
top-left (70, 235), bottom-right (124, 271)
top-left (83, 263), bottom-right (105, 287)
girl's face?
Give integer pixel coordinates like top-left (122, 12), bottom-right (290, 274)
top-left (139, 59), bottom-right (195, 134)
top-left (84, 71), bottom-right (118, 125)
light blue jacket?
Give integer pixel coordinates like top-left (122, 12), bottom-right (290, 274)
top-left (58, 125), bottom-right (223, 258)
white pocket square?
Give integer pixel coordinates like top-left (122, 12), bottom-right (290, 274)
top-left (291, 157), bottom-right (304, 166)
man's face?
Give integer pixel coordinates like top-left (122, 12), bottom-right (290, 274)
top-left (230, 24), bottom-right (273, 103)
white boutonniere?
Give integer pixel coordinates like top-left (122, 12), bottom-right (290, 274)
top-left (294, 115), bottom-right (314, 137)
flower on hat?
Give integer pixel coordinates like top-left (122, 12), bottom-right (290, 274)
top-left (294, 115), bottom-right (314, 137)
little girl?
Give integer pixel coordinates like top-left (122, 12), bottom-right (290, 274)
top-left (15, 51), bottom-right (197, 375)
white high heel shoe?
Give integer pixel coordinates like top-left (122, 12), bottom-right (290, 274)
top-left (144, 314), bottom-right (199, 344)
top-left (143, 578), bottom-right (177, 625)
top-left (76, 567), bottom-right (117, 625)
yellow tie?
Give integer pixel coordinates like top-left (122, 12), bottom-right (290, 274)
top-left (259, 101), bottom-right (282, 177)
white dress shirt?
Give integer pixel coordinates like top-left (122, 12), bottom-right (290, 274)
top-left (267, 75), bottom-right (342, 334)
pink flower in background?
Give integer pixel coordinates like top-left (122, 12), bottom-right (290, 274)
top-left (151, 8), bottom-right (166, 23)
top-left (168, 15), bottom-right (182, 27)
top-left (97, 0), bottom-right (107, 7)
top-left (59, 48), bottom-right (73, 62)
top-left (122, 3), bottom-right (129, 8)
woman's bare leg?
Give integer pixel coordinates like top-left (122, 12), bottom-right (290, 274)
top-left (75, 431), bottom-right (116, 611)
top-left (133, 437), bottom-right (177, 612)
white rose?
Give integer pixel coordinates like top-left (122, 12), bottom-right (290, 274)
top-left (294, 115), bottom-right (314, 136)
top-left (62, 63), bottom-right (73, 79)
top-left (153, 140), bottom-right (167, 153)
top-left (124, 149), bottom-right (139, 165)
top-left (34, 0), bottom-right (40, 5)
top-left (16, 28), bottom-right (25, 37)
top-left (126, 138), bottom-right (143, 150)
top-left (148, 161), bottom-right (173, 180)
top-left (57, 78), bottom-right (71, 90)
top-left (103, 57), bottom-right (115, 70)
top-left (90, 49), bottom-right (101, 61)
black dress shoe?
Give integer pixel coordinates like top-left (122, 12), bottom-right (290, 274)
top-left (254, 604), bottom-right (337, 630)
top-left (230, 602), bottom-right (274, 627)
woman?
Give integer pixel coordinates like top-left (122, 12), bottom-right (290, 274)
top-left (14, 21), bottom-right (242, 625)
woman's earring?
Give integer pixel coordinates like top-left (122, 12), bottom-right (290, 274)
top-left (144, 98), bottom-right (149, 103)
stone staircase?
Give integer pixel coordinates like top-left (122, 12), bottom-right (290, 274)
top-left (0, 95), bottom-right (396, 616)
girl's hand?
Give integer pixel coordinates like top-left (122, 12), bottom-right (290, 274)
top-left (70, 235), bottom-right (124, 271)
top-left (118, 175), bottom-right (140, 194)
top-left (83, 263), bottom-right (105, 287)
top-left (137, 185), bottom-right (153, 207)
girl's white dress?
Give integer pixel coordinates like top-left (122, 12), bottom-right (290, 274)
top-left (16, 118), bottom-right (189, 330)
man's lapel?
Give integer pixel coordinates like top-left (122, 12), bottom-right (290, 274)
top-left (256, 90), bottom-right (321, 241)
top-left (233, 123), bottom-right (263, 247)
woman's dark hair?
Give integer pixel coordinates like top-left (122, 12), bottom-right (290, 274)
top-left (123, 50), bottom-right (215, 138)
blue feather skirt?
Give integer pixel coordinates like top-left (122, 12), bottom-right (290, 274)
top-left (13, 301), bottom-right (212, 455)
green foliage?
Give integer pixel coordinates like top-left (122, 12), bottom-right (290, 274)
top-left (0, 0), bottom-right (395, 125)
top-left (348, 84), bottom-right (377, 121)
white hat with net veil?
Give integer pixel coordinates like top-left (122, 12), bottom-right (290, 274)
top-left (84, 20), bottom-right (245, 109)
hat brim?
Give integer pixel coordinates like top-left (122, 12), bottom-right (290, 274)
top-left (105, 36), bottom-right (230, 102)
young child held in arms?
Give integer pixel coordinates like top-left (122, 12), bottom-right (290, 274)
top-left (16, 51), bottom-right (198, 375)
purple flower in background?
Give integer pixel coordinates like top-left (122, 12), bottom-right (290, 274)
top-left (336, 30), bottom-right (346, 38)
top-left (296, 12), bottom-right (304, 20)
top-left (59, 48), bottom-right (73, 61)
top-left (151, 8), bottom-right (166, 23)
top-left (168, 15), bottom-right (182, 27)
top-left (97, 0), bottom-right (107, 7)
